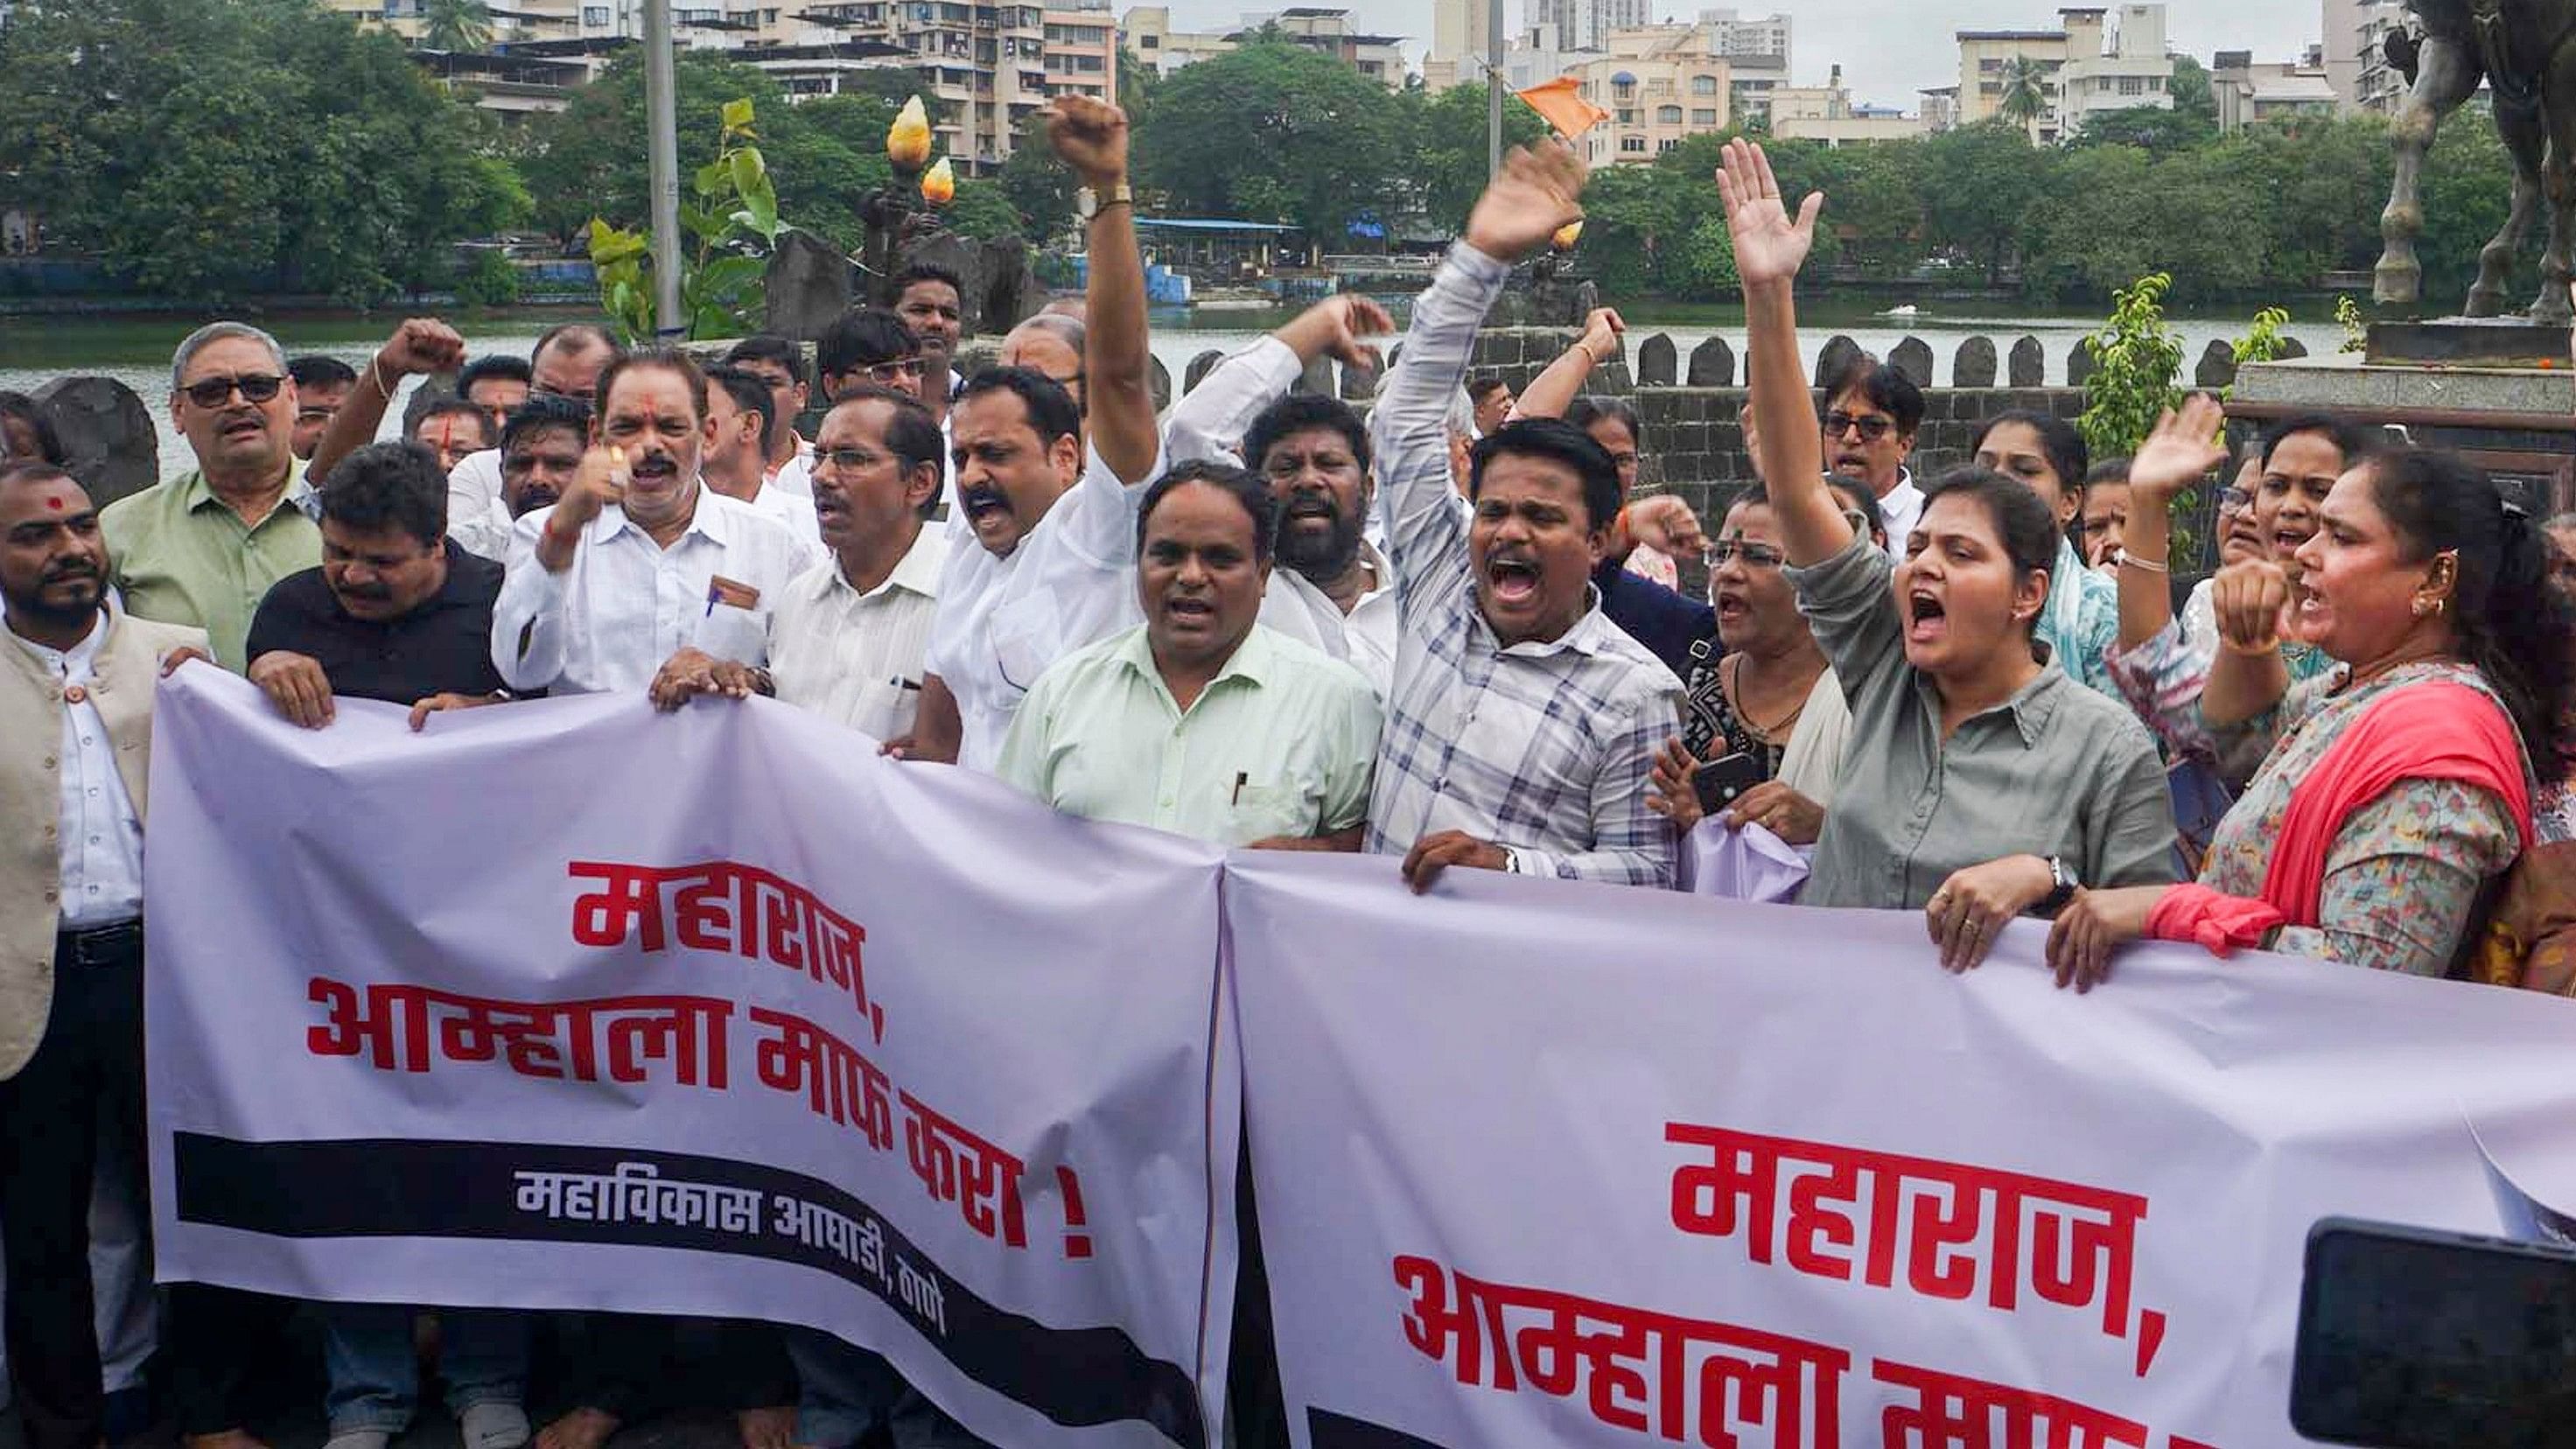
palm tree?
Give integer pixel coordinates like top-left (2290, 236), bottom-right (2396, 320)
top-left (421, 0), bottom-right (492, 52)
top-left (1996, 56), bottom-right (2051, 131)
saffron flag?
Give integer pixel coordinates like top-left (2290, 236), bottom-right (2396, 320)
top-left (1515, 76), bottom-right (1610, 138)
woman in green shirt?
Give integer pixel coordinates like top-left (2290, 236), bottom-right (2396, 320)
top-left (1719, 137), bottom-right (2178, 971)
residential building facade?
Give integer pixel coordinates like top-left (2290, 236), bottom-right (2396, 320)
top-left (1770, 65), bottom-right (1927, 145)
top-left (2212, 47), bottom-right (2337, 130)
top-left (1564, 25), bottom-right (1733, 164)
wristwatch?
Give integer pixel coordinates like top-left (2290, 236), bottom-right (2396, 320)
top-left (1074, 181), bottom-right (1133, 220)
top-left (2037, 855), bottom-right (2080, 914)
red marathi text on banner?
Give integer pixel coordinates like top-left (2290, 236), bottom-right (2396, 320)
top-left (307, 977), bottom-right (732, 1088)
top-left (568, 860), bottom-right (882, 1042)
top-left (1666, 1124), bottom-right (2163, 1373)
top-left (1392, 1253), bottom-right (1847, 1448)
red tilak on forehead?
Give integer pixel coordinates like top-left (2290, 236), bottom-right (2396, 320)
top-left (45, 495), bottom-right (63, 510)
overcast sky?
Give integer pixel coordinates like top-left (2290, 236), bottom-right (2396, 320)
top-left (1152, 0), bottom-right (2327, 111)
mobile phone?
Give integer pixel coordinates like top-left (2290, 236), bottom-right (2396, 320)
top-left (2290, 1216), bottom-right (2576, 1448)
top-left (1691, 752), bottom-right (1765, 816)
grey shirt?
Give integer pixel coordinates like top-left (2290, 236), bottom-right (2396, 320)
top-left (1788, 535), bottom-right (2180, 910)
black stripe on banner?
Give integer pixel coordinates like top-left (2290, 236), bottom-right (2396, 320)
top-left (172, 1133), bottom-right (1201, 1447)
top-left (1306, 1408), bottom-right (1448, 1448)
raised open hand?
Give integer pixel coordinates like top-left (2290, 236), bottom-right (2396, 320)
top-left (1713, 136), bottom-right (1823, 290)
top-left (2128, 395), bottom-right (2230, 504)
top-left (1463, 141), bottom-right (1587, 265)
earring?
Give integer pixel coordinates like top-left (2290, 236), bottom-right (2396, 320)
top-left (2412, 598), bottom-right (2430, 618)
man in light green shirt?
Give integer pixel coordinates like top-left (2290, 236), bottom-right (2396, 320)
top-left (101, 322), bottom-right (319, 671)
top-left (998, 460), bottom-right (1382, 850)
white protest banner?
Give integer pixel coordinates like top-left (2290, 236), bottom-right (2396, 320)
top-left (145, 668), bottom-right (1234, 1449)
top-left (1222, 853), bottom-right (2576, 1449)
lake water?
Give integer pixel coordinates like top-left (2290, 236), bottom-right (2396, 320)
top-left (0, 303), bottom-right (2348, 483)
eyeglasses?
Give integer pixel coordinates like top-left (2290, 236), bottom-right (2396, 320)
top-left (182, 374), bottom-right (285, 409)
top-left (1823, 411), bottom-right (1895, 442)
top-left (816, 446), bottom-right (890, 473)
top-left (1704, 540), bottom-right (1788, 569)
top-left (864, 359), bottom-right (926, 384)
top-left (2218, 486), bottom-right (2253, 513)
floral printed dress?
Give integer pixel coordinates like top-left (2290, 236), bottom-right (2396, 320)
top-left (2202, 660), bottom-right (2529, 976)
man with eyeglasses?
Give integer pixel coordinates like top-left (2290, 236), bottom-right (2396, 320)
top-left (99, 322), bottom-right (325, 671)
top-left (286, 355), bottom-right (359, 462)
top-left (1819, 356), bottom-right (1924, 552)
top-left (816, 309), bottom-right (926, 407)
top-left (649, 388), bottom-right (948, 747)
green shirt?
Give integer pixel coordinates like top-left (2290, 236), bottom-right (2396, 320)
top-left (997, 623), bottom-right (1384, 849)
top-left (101, 466), bottom-right (318, 673)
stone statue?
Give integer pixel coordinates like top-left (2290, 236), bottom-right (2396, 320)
top-left (2375, 0), bottom-right (2576, 324)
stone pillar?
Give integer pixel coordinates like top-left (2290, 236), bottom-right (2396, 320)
top-left (1635, 332), bottom-right (1675, 387)
top-left (2007, 336), bottom-right (2046, 388)
top-left (1814, 334), bottom-right (1865, 390)
top-left (1687, 336), bottom-right (1735, 387)
top-left (1952, 336), bottom-right (1997, 388)
top-left (34, 376), bottom-right (156, 508)
top-left (2194, 340), bottom-right (2238, 390)
top-left (1889, 336), bottom-right (1934, 388)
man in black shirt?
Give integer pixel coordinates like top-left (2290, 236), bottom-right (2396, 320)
top-left (245, 440), bottom-right (516, 730)
top-left (242, 438), bottom-right (538, 1449)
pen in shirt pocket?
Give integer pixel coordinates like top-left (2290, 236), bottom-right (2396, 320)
top-left (893, 676), bottom-right (921, 691)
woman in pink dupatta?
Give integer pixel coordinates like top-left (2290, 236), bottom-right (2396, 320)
top-left (2044, 447), bottom-right (2575, 988)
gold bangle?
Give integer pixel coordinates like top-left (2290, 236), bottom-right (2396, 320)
top-left (2117, 553), bottom-right (2168, 574)
top-left (370, 352), bottom-right (396, 400)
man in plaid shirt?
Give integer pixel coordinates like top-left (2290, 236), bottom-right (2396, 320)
top-left (1368, 142), bottom-right (1686, 891)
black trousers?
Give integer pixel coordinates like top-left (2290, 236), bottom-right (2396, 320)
top-left (0, 925), bottom-right (148, 1449)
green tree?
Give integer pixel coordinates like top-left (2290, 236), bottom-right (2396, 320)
top-left (420, 0), bottom-right (492, 52)
top-left (1996, 57), bottom-right (2050, 128)
top-left (995, 112), bottom-right (1077, 242)
top-left (2068, 103), bottom-right (2215, 158)
top-left (521, 53), bottom-right (911, 253)
top-left (2168, 55), bottom-right (2217, 124)
top-left (1408, 82), bottom-right (1547, 228)
top-left (0, 0), bottom-right (525, 304)
top-left (1133, 41), bottom-right (1408, 241)
top-left (1919, 122), bottom-right (2049, 285)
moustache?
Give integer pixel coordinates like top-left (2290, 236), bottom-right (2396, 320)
top-left (629, 452), bottom-right (681, 479)
top-left (41, 561), bottom-right (99, 584)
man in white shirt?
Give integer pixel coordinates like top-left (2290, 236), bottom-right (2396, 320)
top-left (648, 388), bottom-right (948, 746)
top-left (912, 95), bottom-right (1165, 771)
top-left (1243, 394), bottom-right (1400, 697)
top-left (1155, 297), bottom-right (1403, 694)
top-left (488, 351), bottom-right (809, 696)
top-left (439, 326), bottom-right (625, 560)
top-left (889, 261), bottom-right (966, 422)
top-left (1821, 355), bottom-right (1924, 550)
top-left (702, 365), bottom-right (823, 554)
top-left (721, 336), bottom-right (817, 498)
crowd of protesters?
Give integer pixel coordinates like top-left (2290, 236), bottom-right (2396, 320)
top-left (4, 99), bottom-right (2573, 1449)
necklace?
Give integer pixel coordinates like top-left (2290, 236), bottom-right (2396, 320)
top-left (1722, 652), bottom-right (1812, 741)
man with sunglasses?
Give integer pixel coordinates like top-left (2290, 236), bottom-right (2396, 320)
top-left (1819, 356), bottom-right (1924, 552)
top-left (100, 322), bottom-right (324, 671)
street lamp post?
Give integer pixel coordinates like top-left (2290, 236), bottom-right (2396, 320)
top-left (642, 0), bottom-right (683, 337)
